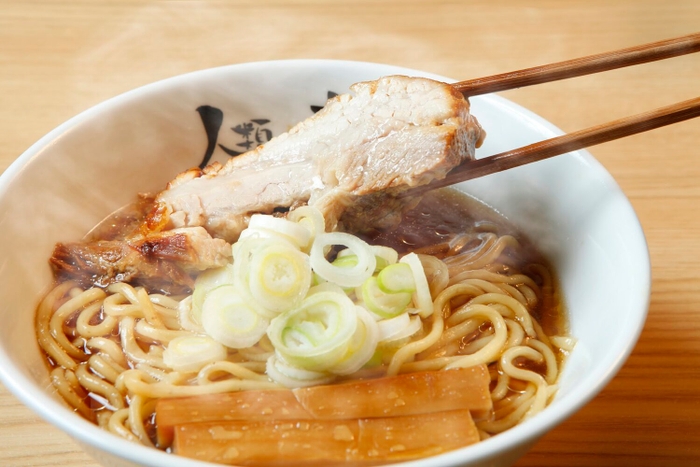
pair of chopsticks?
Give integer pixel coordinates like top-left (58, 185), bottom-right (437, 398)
top-left (420, 32), bottom-right (700, 193)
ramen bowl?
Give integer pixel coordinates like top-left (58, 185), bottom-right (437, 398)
top-left (0, 60), bottom-right (650, 467)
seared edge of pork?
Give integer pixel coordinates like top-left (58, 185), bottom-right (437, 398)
top-left (51, 227), bottom-right (231, 294)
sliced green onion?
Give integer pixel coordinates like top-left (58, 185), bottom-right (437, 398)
top-left (177, 296), bottom-right (203, 333)
top-left (247, 242), bottom-right (311, 314)
top-left (376, 263), bottom-right (416, 294)
top-left (337, 245), bottom-right (399, 271)
top-left (329, 255), bottom-right (364, 294)
top-left (371, 245), bottom-right (399, 270)
top-left (332, 254), bottom-right (358, 268)
top-left (232, 237), bottom-right (295, 319)
top-left (162, 335), bottom-right (226, 373)
top-left (265, 354), bottom-right (334, 388)
top-left (377, 313), bottom-right (422, 343)
top-left (335, 248), bottom-right (354, 258)
top-left (331, 305), bottom-right (379, 375)
top-left (267, 291), bottom-right (358, 372)
top-left (287, 206), bottom-right (325, 249)
top-left (364, 349), bottom-right (384, 368)
top-left (310, 232), bottom-right (376, 288)
top-left (246, 214), bottom-right (312, 249)
top-left (201, 285), bottom-right (269, 349)
top-left (381, 315), bottom-right (423, 348)
top-left (400, 252), bottom-right (433, 318)
top-left (190, 264), bottom-right (235, 325)
top-left (311, 271), bottom-right (326, 287)
top-left (360, 276), bottom-right (412, 319)
top-left (377, 312), bottom-right (409, 341)
top-left (307, 282), bottom-right (348, 297)
top-left (418, 254), bottom-right (450, 298)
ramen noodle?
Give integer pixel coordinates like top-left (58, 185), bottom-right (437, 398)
top-left (36, 188), bottom-right (574, 464)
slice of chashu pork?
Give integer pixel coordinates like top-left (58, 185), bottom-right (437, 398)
top-left (52, 76), bottom-right (485, 292)
top-left (51, 227), bottom-right (232, 294)
top-left (146, 75), bottom-right (485, 243)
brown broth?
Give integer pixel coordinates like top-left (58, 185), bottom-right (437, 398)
top-left (359, 188), bottom-right (567, 339)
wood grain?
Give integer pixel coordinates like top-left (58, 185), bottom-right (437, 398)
top-left (453, 32), bottom-right (700, 96)
top-left (1, 1), bottom-right (699, 466)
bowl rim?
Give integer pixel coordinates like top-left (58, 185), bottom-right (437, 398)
top-left (0, 58), bottom-right (651, 467)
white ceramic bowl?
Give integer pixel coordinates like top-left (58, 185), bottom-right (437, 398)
top-left (0, 60), bottom-right (650, 467)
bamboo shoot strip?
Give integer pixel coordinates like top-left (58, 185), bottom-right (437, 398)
top-left (156, 389), bottom-right (309, 448)
top-left (156, 366), bottom-right (490, 448)
top-left (172, 409), bottom-right (480, 466)
top-left (294, 364), bottom-right (491, 419)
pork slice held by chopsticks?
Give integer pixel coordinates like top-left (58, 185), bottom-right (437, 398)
top-left (146, 75), bottom-right (485, 243)
top-left (173, 409), bottom-right (480, 466)
top-left (155, 366), bottom-right (491, 448)
top-left (49, 75), bottom-right (483, 292)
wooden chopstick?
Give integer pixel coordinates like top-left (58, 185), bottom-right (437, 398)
top-left (453, 32), bottom-right (700, 96)
top-left (407, 96), bottom-right (700, 196)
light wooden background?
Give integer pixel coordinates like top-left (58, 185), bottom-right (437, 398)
top-left (1, 1), bottom-right (699, 466)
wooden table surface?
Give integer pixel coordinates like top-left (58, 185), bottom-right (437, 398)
top-left (1, 1), bottom-right (699, 466)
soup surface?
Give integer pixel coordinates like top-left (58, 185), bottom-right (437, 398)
top-left (367, 189), bottom-right (567, 338)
